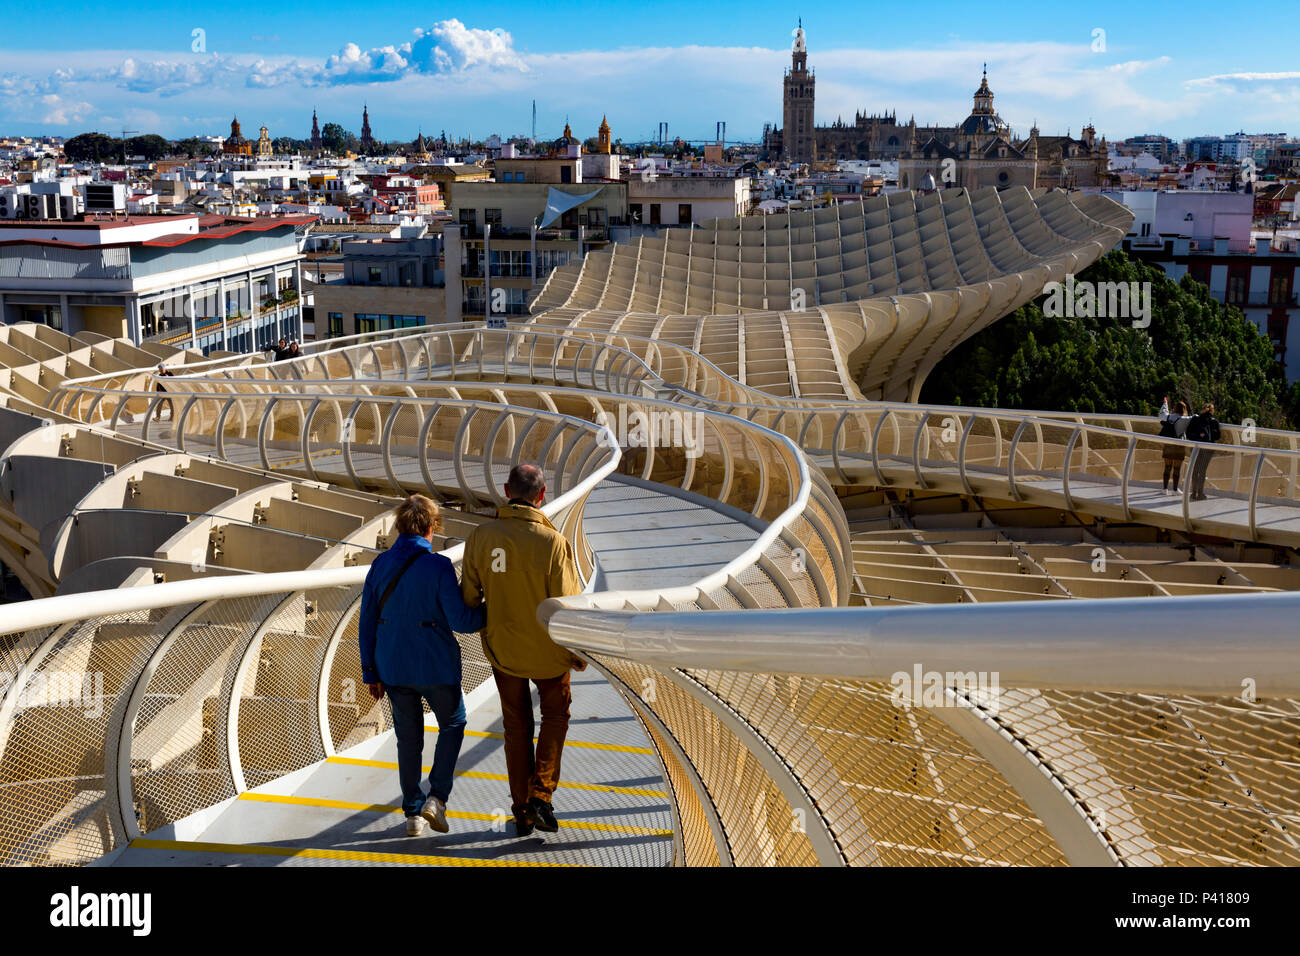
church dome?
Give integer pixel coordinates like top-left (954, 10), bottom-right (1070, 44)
top-left (959, 112), bottom-right (1008, 136)
top-left (552, 122), bottom-right (580, 153)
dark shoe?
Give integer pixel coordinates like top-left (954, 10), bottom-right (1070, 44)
top-left (513, 806), bottom-right (536, 837)
top-left (529, 797), bottom-right (559, 833)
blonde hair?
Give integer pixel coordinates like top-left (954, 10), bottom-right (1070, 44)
top-left (394, 494), bottom-right (442, 537)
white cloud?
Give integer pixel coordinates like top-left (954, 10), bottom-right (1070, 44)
top-left (40, 94), bottom-right (93, 125)
top-left (318, 19), bottom-right (527, 84)
top-left (1186, 71), bottom-right (1300, 89)
top-left (0, 32), bottom-right (1291, 140)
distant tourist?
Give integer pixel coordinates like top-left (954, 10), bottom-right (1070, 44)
top-left (358, 494), bottom-right (485, 836)
top-left (287, 340), bottom-right (302, 360)
top-left (1157, 396), bottom-right (1189, 493)
top-left (153, 364), bottom-right (174, 422)
top-left (1186, 403), bottom-right (1222, 501)
top-left (272, 337), bottom-right (290, 362)
top-left (460, 464), bottom-right (586, 837)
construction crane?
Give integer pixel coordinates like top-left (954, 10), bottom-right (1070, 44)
top-left (120, 128), bottom-right (139, 166)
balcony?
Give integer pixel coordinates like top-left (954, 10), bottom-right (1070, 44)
top-left (488, 264), bottom-right (533, 279)
top-left (1236, 292), bottom-right (1297, 307)
top-left (143, 304), bottom-right (302, 350)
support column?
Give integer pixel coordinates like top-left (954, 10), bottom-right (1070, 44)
top-left (483, 222), bottom-right (492, 325)
top-left (247, 270), bottom-right (256, 353)
top-left (187, 284), bottom-right (197, 350)
top-left (443, 222), bottom-right (462, 325)
top-left (219, 277), bottom-right (228, 351)
top-left (126, 298), bottom-right (143, 345)
top-left (292, 261), bottom-right (303, 340)
top-left (273, 269), bottom-right (282, 343)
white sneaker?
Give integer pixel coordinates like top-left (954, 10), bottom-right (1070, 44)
top-left (420, 797), bottom-right (450, 833)
top-left (405, 814), bottom-right (425, 836)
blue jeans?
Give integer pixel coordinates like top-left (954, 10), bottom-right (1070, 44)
top-left (387, 684), bottom-right (467, 815)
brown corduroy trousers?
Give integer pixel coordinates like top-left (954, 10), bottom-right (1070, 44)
top-left (492, 668), bottom-right (572, 815)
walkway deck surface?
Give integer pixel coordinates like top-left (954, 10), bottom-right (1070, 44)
top-left (102, 473), bottom-right (754, 866)
top-left (110, 671), bottom-right (673, 867)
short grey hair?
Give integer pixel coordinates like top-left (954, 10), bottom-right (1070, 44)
top-left (505, 463), bottom-right (545, 502)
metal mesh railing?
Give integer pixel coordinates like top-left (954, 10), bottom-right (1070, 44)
top-left (546, 595), bottom-right (1300, 867)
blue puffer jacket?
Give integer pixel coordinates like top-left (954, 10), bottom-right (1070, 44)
top-left (358, 534), bottom-right (486, 688)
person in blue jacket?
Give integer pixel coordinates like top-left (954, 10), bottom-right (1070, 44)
top-left (359, 494), bottom-right (486, 836)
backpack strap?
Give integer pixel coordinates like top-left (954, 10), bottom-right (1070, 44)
top-left (375, 551), bottom-right (425, 620)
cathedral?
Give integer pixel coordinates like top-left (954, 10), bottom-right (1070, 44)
top-left (770, 25), bottom-right (946, 163)
top-left (768, 26), bottom-right (1109, 189)
top-left (897, 69), bottom-right (1109, 191)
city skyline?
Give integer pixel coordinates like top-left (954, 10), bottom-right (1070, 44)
top-left (1, 0), bottom-right (1298, 144)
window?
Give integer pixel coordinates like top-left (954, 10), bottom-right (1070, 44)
top-left (489, 249), bottom-right (531, 277)
top-left (536, 248), bottom-right (573, 277)
top-left (1226, 271), bottom-right (1248, 305)
top-left (458, 208), bottom-right (477, 232)
top-left (355, 313), bottom-right (425, 333)
top-left (1270, 268), bottom-right (1293, 305)
top-left (464, 285), bottom-right (486, 314)
top-left (501, 172), bottom-right (514, 183)
top-left (481, 286), bottom-right (531, 316)
top-left (327, 312), bottom-right (343, 337)
top-left (484, 208), bottom-right (502, 227)
top-left (1140, 223), bottom-right (1152, 237)
top-left (560, 166), bottom-right (572, 184)
top-left (368, 267), bottom-right (382, 284)
top-left (649, 203), bottom-right (661, 225)
top-left (678, 203), bottom-right (692, 225)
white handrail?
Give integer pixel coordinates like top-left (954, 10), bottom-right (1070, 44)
top-left (547, 591), bottom-right (1300, 697)
top-left (0, 438), bottom-right (621, 637)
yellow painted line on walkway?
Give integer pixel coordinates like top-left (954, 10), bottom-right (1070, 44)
top-left (130, 837), bottom-right (569, 867)
top-left (270, 447), bottom-right (343, 470)
top-left (325, 755), bottom-right (668, 799)
top-left (237, 791), bottom-right (672, 837)
top-left (427, 725), bottom-right (654, 755)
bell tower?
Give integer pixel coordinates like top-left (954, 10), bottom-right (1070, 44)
top-left (782, 21), bottom-right (815, 163)
top-left (360, 104), bottom-right (375, 154)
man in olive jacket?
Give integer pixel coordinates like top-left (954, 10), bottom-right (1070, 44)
top-left (461, 463), bottom-right (584, 836)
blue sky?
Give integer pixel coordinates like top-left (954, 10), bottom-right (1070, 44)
top-left (2, 0), bottom-right (1297, 143)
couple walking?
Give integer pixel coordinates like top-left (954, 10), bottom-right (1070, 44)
top-left (357, 464), bottom-right (585, 838)
top-left (1158, 397), bottom-right (1222, 500)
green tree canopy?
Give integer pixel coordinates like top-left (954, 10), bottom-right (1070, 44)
top-left (919, 249), bottom-right (1300, 429)
top-left (320, 123), bottom-right (357, 155)
top-left (63, 132), bottom-right (120, 162)
top-left (127, 134), bottom-right (169, 160)
top-left (171, 137), bottom-right (216, 159)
